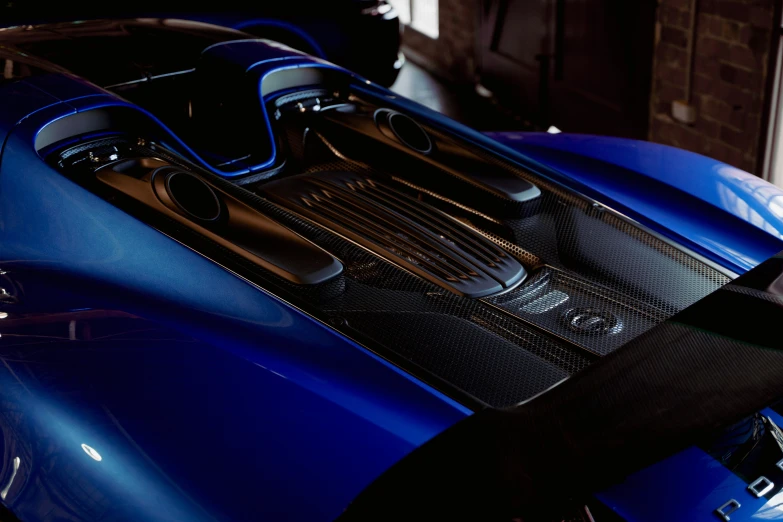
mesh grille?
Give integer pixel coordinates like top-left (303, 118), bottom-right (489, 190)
top-left (464, 140), bottom-right (730, 314)
top-left (237, 202), bottom-right (588, 408)
top-left (486, 268), bottom-right (664, 356)
top-left (239, 209), bottom-right (589, 408)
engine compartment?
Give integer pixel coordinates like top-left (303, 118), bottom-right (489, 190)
top-left (16, 27), bottom-right (729, 408)
top-left (41, 84), bottom-right (729, 409)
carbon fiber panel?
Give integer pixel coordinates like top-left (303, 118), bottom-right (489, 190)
top-left (52, 95), bottom-right (730, 408)
top-left (270, 104), bottom-right (730, 357)
top-left (338, 273), bottom-right (783, 520)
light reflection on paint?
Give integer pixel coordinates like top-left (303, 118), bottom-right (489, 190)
top-left (753, 490), bottom-right (783, 519)
top-left (0, 456), bottom-right (20, 499)
top-left (715, 167), bottom-right (783, 240)
top-left (699, 237), bottom-right (760, 270)
top-left (81, 443), bottom-right (102, 462)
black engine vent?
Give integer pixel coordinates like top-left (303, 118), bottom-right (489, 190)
top-left (262, 172), bottom-right (526, 298)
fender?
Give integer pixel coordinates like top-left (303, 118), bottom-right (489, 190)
top-left (485, 132), bottom-right (783, 273)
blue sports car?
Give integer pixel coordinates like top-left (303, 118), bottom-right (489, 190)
top-left (0, 2), bottom-right (404, 87)
top-left (0, 16), bottom-right (783, 522)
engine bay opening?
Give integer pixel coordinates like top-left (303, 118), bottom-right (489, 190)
top-left (43, 71), bottom-right (731, 409)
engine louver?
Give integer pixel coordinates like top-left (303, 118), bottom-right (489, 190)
top-left (262, 172), bottom-right (526, 298)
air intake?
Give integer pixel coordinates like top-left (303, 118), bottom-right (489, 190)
top-left (262, 172), bottom-right (526, 298)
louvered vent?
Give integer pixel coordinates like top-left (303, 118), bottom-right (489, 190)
top-left (262, 172), bottom-right (526, 297)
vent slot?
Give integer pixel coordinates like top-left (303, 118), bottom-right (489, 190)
top-left (263, 172), bottom-right (526, 297)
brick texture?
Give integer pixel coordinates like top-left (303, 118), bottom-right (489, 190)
top-left (649, 0), bottom-right (776, 174)
top-left (400, 0), bottom-right (478, 83)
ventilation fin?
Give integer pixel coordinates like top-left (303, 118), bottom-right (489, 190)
top-left (263, 172), bottom-right (526, 297)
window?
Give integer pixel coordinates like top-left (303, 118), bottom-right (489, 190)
top-left (390, 0), bottom-right (439, 39)
top-left (764, 11), bottom-right (783, 186)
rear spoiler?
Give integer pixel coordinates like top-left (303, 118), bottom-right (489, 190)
top-left (339, 252), bottom-right (783, 520)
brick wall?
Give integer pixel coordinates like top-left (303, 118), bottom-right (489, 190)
top-left (400, 0), bottom-right (478, 83)
top-left (649, 0), bottom-right (777, 173)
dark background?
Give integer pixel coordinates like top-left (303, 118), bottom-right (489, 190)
top-left (391, 0), bottom-right (780, 180)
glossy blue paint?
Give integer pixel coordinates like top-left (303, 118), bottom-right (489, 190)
top-left (598, 447), bottom-right (764, 521)
top-left (483, 132), bottom-right (783, 273)
top-left (0, 126), bottom-right (471, 521)
top-left (598, 408), bottom-right (783, 521)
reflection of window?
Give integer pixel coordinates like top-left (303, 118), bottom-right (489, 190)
top-left (390, 0), bottom-right (439, 39)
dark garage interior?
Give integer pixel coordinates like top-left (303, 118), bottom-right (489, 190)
top-left (391, 0), bottom-right (781, 180)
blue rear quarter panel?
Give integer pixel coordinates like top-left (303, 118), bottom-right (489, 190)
top-left (0, 117), bottom-right (469, 521)
top-left (485, 132), bottom-right (783, 273)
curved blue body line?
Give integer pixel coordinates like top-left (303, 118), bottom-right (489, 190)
top-left (196, 40), bottom-right (350, 175)
top-left (0, 42), bottom-right (354, 180)
top-left (19, 65), bottom-right (351, 179)
top-left (0, 123), bottom-right (470, 520)
top-left (0, 304), bottom-right (468, 522)
top-left (483, 132), bottom-right (783, 273)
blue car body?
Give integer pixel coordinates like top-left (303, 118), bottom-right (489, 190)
top-left (0, 17), bottom-right (782, 522)
top-left (485, 131), bottom-right (783, 273)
